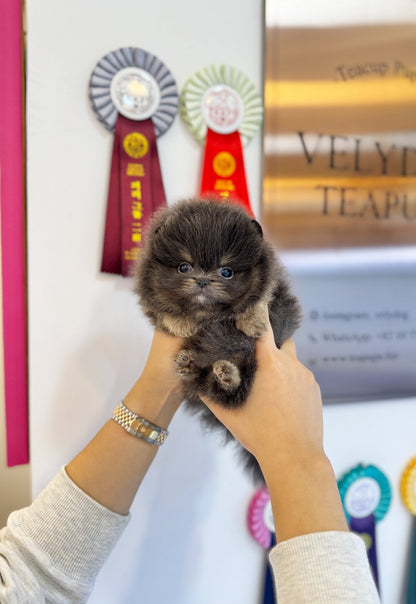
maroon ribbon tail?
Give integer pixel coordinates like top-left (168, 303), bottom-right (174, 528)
top-left (101, 115), bottom-right (167, 277)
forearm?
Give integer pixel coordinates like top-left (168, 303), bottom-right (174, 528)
top-left (66, 380), bottom-right (182, 516)
top-left (267, 457), bottom-right (380, 603)
top-left (262, 453), bottom-right (349, 543)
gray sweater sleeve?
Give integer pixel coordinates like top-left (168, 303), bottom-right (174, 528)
top-left (269, 531), bottom-right (381, 603)
top-left (0, 467), bottom-right (129, 603)
top-left (1, 470), bottom-right (380, 604)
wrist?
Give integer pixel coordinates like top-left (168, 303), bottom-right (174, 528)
top-left (123, 379), bottom-right (183, 429)
top-left (262, 453), bottom-right (348, 541)
top-left (261, 449), bottom-right (332, 489)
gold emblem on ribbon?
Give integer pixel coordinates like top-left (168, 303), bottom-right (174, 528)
top-left (123, 133), bottom-right (149, 159)
top-left (359, 532), bottom-right (373, 551)
top-left (213, 151), bottom-right (236, 177)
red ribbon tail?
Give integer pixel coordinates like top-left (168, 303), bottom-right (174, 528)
top-left (200, 127), bottom-right (254, 217)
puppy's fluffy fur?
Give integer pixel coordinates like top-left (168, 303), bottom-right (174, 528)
top-left (135, 198), bottom-right (302, 482)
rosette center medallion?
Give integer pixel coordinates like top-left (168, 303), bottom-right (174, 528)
top-left (110, 67), bottom-right (161, 121)
top-left (201, 85), bottom-right (243, 134)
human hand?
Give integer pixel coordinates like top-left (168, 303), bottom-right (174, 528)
top-left (200, 325), bottom-right (349, 541)
top-left (67, 330), bottom-right (185, 515)
top-left (200, 323), bottom-right (324, 477)
top-left (124, 329), bottom-right (184, 426)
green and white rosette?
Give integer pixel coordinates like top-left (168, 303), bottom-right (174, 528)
top-left (180, 65), bottom-right (263, 213)
top-left (180, 64), bottom-right (263, 146)
top-left (338, 463), bottom-right (391, 591)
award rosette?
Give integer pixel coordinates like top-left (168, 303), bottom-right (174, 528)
top-left (180, 65), bottom-right (263, 215)
top-left (89, 47), bottom-right (178, 276)
top-left (400, 457), bottom-right (416, 603)
top-left (401, 457), bottom-right (416, 516)
top-left (338, 463), bottom-right (391, 591)
top-left (248, 488), bottom-right (276, 604)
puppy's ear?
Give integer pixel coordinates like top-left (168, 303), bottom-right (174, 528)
top-left (152, 207), bottom-right (171, 236)
top-left (251, 220), bottom-right (263, 238)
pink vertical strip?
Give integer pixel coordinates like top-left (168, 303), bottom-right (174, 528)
top-left (0, 0), bottom-right (29, 465)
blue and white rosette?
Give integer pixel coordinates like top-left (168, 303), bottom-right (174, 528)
top-left (89, 46), bottom-right (178, 136)
top-left (88, 47), bottom-right (178, 276)
top-left (338, 463), bottom-right (392, 591)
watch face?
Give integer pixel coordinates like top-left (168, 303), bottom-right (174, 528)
top-left (110, 67), bottom-right (161, 121)
top-left (130, 418), bottom-right (148, 434)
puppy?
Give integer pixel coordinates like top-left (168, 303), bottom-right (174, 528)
top-left (135, 198), bottom-right (302, 481)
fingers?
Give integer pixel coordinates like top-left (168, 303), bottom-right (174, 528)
top-left (256, 321), bottom-right (298, 362)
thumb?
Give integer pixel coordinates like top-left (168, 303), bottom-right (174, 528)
top-left (255, 320), bottom-right (277, 364)
top-left (280, 337), bottom-right (298, 359)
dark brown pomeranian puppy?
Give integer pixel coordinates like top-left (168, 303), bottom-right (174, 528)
top-left (135, 198), bottom-right (302, 482)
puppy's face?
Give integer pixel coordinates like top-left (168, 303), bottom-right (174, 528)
top-left (171, 258), bottom-right (249, 308)
top-left (145, 200), bottom-right (265, 312)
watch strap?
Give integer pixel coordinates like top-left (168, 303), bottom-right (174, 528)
top-left (112, 400), bottom-right (168, 446)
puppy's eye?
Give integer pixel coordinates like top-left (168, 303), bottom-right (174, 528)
top-left (219, 267), bottom-right (233, 279)
top-left (178, 262), bottom-right (192, 274)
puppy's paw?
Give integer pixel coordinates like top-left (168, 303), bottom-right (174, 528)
top-left (213, 360), bottom-right (241, 391)
top-left (175, 349), bottom-right (196, 376)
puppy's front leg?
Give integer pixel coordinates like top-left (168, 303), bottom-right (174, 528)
top-left (235, 301), bottom-right (269, 339)
top-left (160, 315), bottom-right (197, 338)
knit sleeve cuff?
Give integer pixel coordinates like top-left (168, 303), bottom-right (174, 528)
top-left (269, 531), bottom-right (380, 603)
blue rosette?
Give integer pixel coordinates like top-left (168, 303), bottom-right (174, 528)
top-left (338, 463), bottom-right (391, 592)
top-left (338, 463), bottom-right (391, 523)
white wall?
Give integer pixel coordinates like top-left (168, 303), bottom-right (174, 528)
top-left (26, 1), bottom-right (416, 603)
top-left (26, 1), bottom-right (265, 603)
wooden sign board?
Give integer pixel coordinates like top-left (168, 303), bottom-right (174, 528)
top-left (263, 24), bottom-right (416, 249)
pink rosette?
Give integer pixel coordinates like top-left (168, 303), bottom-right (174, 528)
top-left (248, 487), bottom-right (274, 549)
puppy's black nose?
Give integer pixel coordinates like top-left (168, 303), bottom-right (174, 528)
top-left (196, 278), bottom-right (209, 289)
